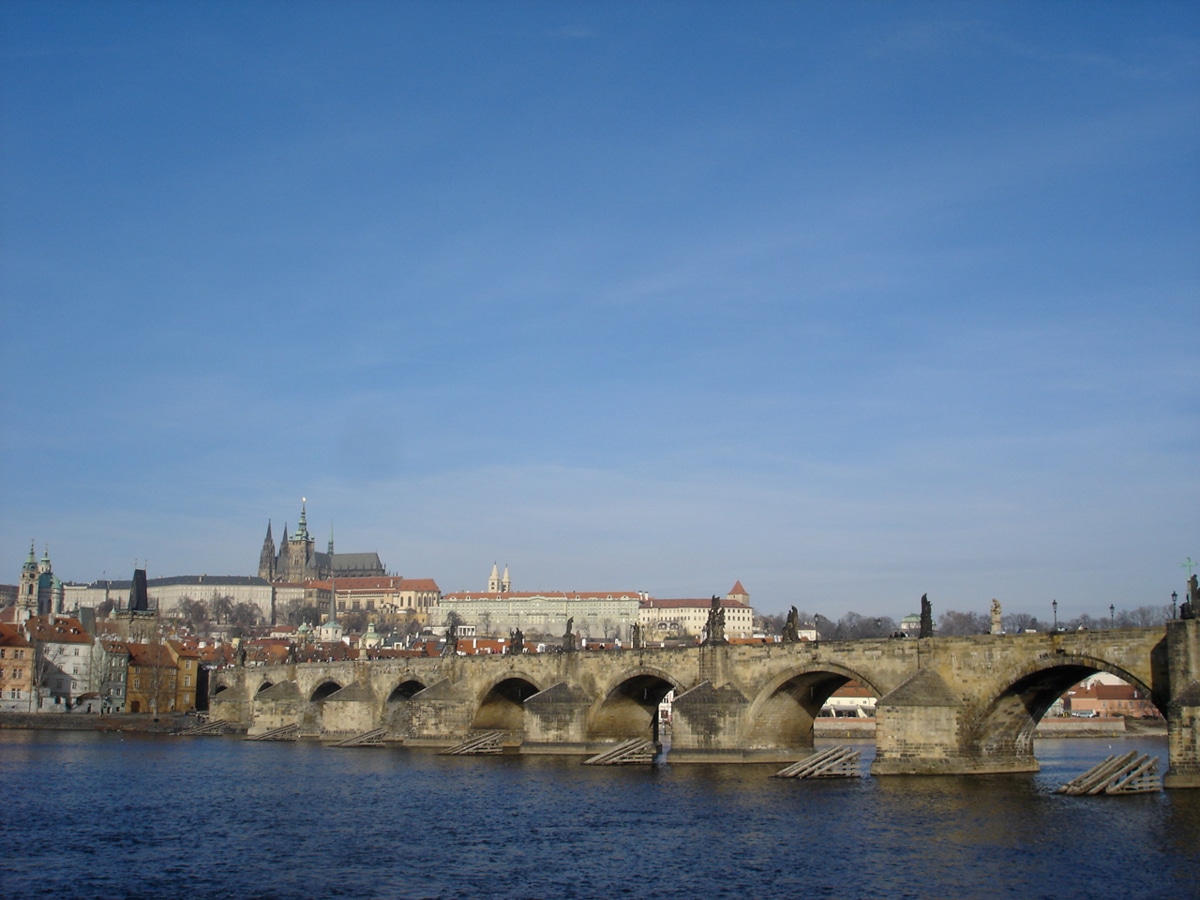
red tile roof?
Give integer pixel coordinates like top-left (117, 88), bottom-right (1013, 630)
top-left (26, 615), bottom-right (93, 644)
top-left (0, 622), bottom-right (31, 647)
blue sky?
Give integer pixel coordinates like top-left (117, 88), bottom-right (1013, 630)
top-left (1, 2), bottom-right (1196, 619)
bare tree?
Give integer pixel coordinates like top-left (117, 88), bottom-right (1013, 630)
top-left (937, 610), bottom-right (989, 636)
top-left (178, 596), bottom-right (210, 633)
top-left (210, 594), bottom-right (234, 625)
top-left (226, 601), bottom-right (263, 638)
top-left (1003, 612), bottom-right (1042, 633)
top-left (1116, 606), bottom-right (1171, 628)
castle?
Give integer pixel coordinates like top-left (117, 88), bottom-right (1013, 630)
top-left (257, 500), bottom-right (386, 584)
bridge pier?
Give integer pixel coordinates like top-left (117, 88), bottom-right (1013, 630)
top-left (1166, 619), bottom-right (1200, 789)
top-left (872, 667), bottom-right (1038, 775)
top-left (521, 682), bottom-right (593, 754)
top-left (405, 679), bottom-right (477, 747)
top-left (670, 680), bottom-right (785, 762)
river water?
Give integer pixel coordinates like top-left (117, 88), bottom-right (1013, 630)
top-left (1, 731), bottom-right (1197, 899)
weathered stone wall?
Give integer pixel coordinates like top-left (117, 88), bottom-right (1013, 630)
top-left (1166, 618), bottom-right (1200, 788)
top-left (206, 625), bottom-right (1199, 781)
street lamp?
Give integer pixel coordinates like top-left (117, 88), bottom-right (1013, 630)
top-left (1052, 599), bottom-right (1058, 632)
top-left (1172, 591), bottom-right (1178, 619)
top-left (1109, 604), bottom-right (1115, 627)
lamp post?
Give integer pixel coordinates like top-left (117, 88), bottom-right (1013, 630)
top-left (1052, 599), bottom-right (1058, 632)
top-left (1109, 604), bottom-right (1115, 627)
top-left (1172, 591), bottom-right (1178, 620)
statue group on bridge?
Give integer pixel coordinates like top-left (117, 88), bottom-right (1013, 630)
top-left (703, 596), bottom-right (727, 645)
top-left (781, 606), bottom-right (801, 643)
top-left (1182, 575), bottom-right (1199, 621)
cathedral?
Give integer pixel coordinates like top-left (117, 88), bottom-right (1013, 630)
top-left (257, 501), bottom-right (386, 584)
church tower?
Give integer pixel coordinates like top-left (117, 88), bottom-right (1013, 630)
top-left (488, 563), bottom-right (501, 593)
top-left (501, 565), bottom-right (511, 594)
top-left (258, 521), bottom-right (276, 581)
top-left (16, 542), bottom-right (38, 623)
top-left (282, 500), bottom-right (315, 582)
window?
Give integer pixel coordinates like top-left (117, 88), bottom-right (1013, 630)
top-left (184, 676), bottom-right (192, 687)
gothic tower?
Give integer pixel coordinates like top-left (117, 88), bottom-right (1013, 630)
top-left (282, 500), bottom-right (315, 582)
top-left (258, 520), bottom-right (276, 581)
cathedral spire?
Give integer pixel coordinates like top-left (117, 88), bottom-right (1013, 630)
top-left (296, 498), bottom-right (310, 540)
top-left (488, 562), bottom-right (500, 593)
top-left (259, 520), bottom-right (277, 582)
top-left (328, 524), bottom-right (334, 558)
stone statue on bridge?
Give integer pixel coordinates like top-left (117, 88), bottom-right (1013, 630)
top-left (630, 622), bottom-right (643, 650)
top-left (782, 606), bottom-right (801, 642)
top-left (703, 596), bottom-right (727, 645)
top-left (509, 627), bottom-right (524, 655)
top-left (563, 617), bottom-right (576, 653)
top-left (919, 594), bottom-right (933, 638)
top-left (1182, 576), bottom-right (1198, 620)
top-left (990, 599), bottom-right (1002, 635)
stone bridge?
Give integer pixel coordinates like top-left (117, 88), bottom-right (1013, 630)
top-left (209, 619), bottom-right (1200, 786)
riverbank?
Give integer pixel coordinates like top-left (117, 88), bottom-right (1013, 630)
top-left (813, 716), bottom-right (1167, 739)
top-left (0, 711), bottom-right (192, 733)
top-left (2, 711), bottom-right (1168, 739)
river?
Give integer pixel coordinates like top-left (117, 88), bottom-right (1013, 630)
top-left (1, 731), bottom-right (1197, 899)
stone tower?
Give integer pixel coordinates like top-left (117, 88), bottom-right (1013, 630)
top-left (258, 521), bottom-right (276, 581)
top-left (281, 501), bottom-right (315, 582)
top-left (15, 542), bottom-right (39, 623)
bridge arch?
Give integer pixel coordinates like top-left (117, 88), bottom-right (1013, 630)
top-left (589, 668), bottom-right (683, 742)
top-left (745, 663), bottom-right (883, 750)
top-left (472, 674), bottom-right (544, 732)
top-left (386, 679), bottom-right (427, 703)
top-left (255, 680), bottom-right (274, 695)
top-left (971, 654), bottom-right (1162, 760)
top-left (310, 680), bottom-right (343, 703)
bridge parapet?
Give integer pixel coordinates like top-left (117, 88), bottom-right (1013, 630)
top-left (205, 626), bottom-right (1200, 785)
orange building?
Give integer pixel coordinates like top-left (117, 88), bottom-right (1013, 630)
top-left (1064, 681), bottom-right (1161, 719)
top-left (0, 622), bottom-right (35, 711)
